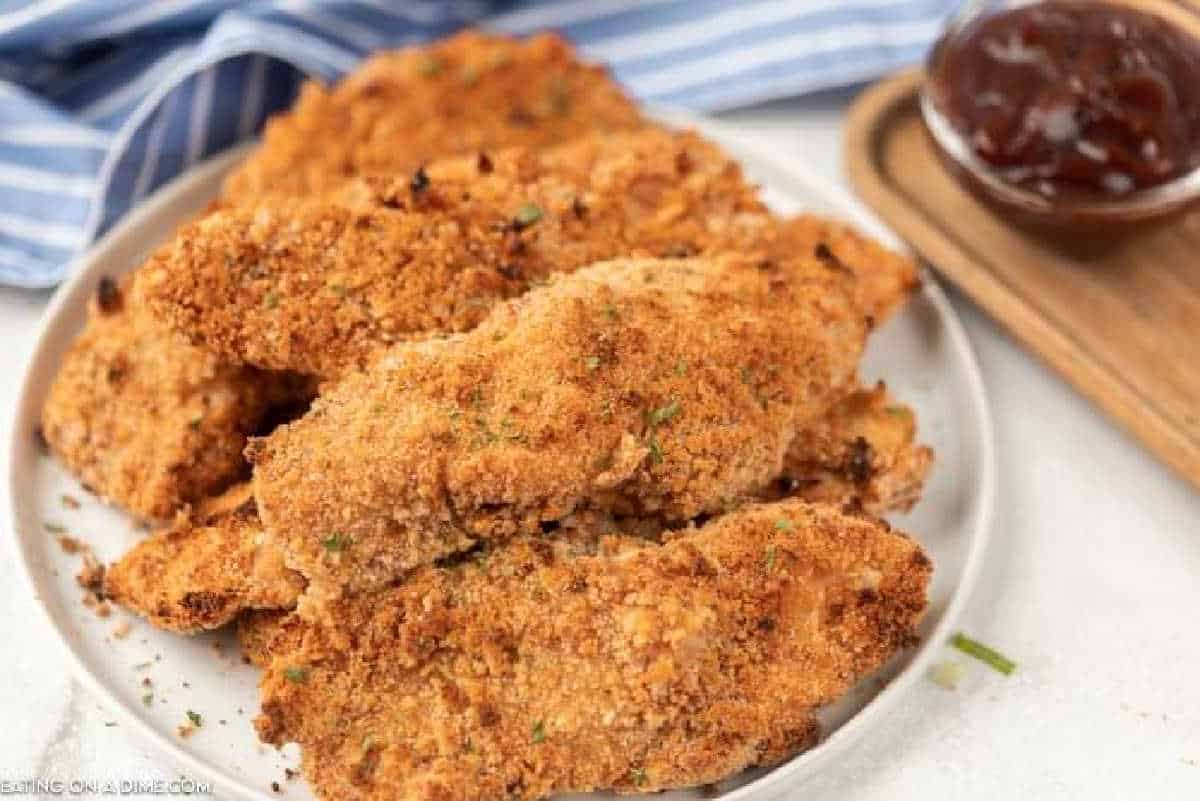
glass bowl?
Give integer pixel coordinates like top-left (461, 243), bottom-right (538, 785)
top-left (919, 0), bottom-right (1200, 240)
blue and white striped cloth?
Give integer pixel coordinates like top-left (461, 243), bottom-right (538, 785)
top-left (0, 0), bottom-right (958, 288)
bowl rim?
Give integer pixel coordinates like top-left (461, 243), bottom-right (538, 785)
top-left (920, 0), bottom-right (1200, 221)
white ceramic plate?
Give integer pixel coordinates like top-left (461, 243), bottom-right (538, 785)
top-left (5, 116), bottom-right (995, 801)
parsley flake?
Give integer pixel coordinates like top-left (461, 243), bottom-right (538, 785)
top-left (531, 720), bottom-right (546, 743)
top-left (284, 666), bottom-right (310, 683)
top-left (321, 534), bottom-right (351, 553)
top-left (186, 710), bottom-right (202, 728)
top-left (513, 203), bottom-right (543, 229)
top-left (774, 518), bottom-right (794, 531)
top-left (585, 356), bottom-right (601, 372)
top-left (646, 399), bottom-right (681, 427)
top-left (631, 768), bottom-right (647, 786)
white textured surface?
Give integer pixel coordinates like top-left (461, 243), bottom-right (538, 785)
top-left (2, 93), bottom-right (1199, 799)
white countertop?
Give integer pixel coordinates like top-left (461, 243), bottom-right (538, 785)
top-left (2, 92), bottom-right (1198, 799)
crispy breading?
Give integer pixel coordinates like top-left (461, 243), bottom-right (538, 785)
top-left (146, 128), bottom-right (918, 382)
top-left (779, 383), bottom-right (933, 514)
top-left (770, 214), bottom-right (920, 325)
top-left (131, 387), bottom-right (929, 636)
top-left (221, 31), bottom-right (646, 200)
top-left (144, 129), bottom-right (769, 379)
top-left (104, 484), bottom-right (304, 632)
top-left (42, 32), bottom-right (642, 521)
top-left (40, 276), bottom-right (309, 521)
top-left (250, 257), bottom-right (865, 606)
top-left (251, 499), bottom-right (930, 801)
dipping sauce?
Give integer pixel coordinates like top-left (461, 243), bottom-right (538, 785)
top-left (927, 0), bottom-right (1200, 200)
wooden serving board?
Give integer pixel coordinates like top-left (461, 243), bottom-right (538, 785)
top-left (845, 68), bottom-right (1200, 490)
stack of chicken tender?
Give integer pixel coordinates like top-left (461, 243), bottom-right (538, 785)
top-left (42, 31), bottom-right (935, 801)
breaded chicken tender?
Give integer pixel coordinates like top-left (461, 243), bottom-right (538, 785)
top-left (146, 129), bottom-right (919, 382)
top-left (104, 484), bottom-right (305, 632)
top-left (770, 214), bottom-right (920, 325)
top-left (42, 32), bottom-right (643, 521)
top-left (40, 276), bottom-right (307, 520)
top-left (222, 31), bottom-right (646, 201)
top-left (250, 257), bottom-right (865, 605)
top-left (252, 499), bottom-right (931, 801)
top-left (144, 129), bottom-right (768, 380)
top-left (781, 383), bottom-right (933, 514)
top-left (118, 388), bottom-right (929, 635)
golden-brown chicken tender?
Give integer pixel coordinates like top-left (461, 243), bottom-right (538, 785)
top-left (42, 32), bottom-right (643, 522)
top-left (146, 128), bottom-right (919, 383)
top-left (782, 383), bottom-right (933, 514)
top-left (252, 499), bottom-right (931, 801)
top-left (104, 484), bottom-right (304, 632)
top-left (120, 387), bottom-right (928, 636)
top-left (145, 129), bottom-right (768, 380)
top-left (250, 257), bottom-right (865, 606)
top-left (770, 214), bottom-right (920, 325)
top-left (222, 31), bottom-right (646, 201)
top-left (39, 276), bottom-right (307, 521)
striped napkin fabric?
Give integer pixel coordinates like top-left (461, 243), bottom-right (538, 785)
top-left (0, 0), bottom-right (957, 288)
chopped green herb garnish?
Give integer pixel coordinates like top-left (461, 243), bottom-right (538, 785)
top-left (674, 361), bottom-right (687, 376)
top-left (950, 632), bottom-right (1016, 676)
top-left (142, 692), bottom-right (154, 707)
top-left (104, 721), bottom-right (118, 727)
top-left (646, 399), bottom-right (681, 427)
top-left (774, 518), bottom-right (794, 531)
top-left (585, 356), bottom-right (601, 372)
top-left (513, 203), bottom-right (543, 229)
top-left (631, 768), bottom-right (647, 786)
top-left (328, 283), bottom-right (347, 297)
top-left (531, 720), bottom-right (546, 743)
top-left (43, 522), bottom-right (66, 534)
top-left (603, 303), bottom-right (619, 321)
top-left (647, 438), bottom-right (664, 464)
top-left (186, 710), bottom-right (202, 727)
top-left (263, 291), bottom-right (279, 309)
top-left (284, 666), bottom-right (310, 683)
top-left (321, 534), bottom-right (351, 553)
top-left (765, 546), bottom-right (778, 571)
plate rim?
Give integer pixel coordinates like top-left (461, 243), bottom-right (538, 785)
top-left (3, 117), bottom-right (996, 801)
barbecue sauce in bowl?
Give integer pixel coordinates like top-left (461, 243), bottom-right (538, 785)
top-left (923, 0), bottom-right (1200, 235)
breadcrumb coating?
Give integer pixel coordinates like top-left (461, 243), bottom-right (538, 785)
top-left (252, 499), bottom-right (930, 801)
top-left (781, 383), bottom-right (933, 514)
top-left (250, 257), bottom-right (865, 606)
top-left (39, 276), bottom-right (308, 520)
top-left (118, 385), bottom-right (929, 635)
top-left (105, 484), bottom-right (304, 632)
top-left (221, 30), bottom-right (646, 200)
top-left (41, 31), bottom-right (644, 521)
top-left (146, 129), bottom-right (919, 382)
top-left (145, 129), bottom-right (769, 379)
